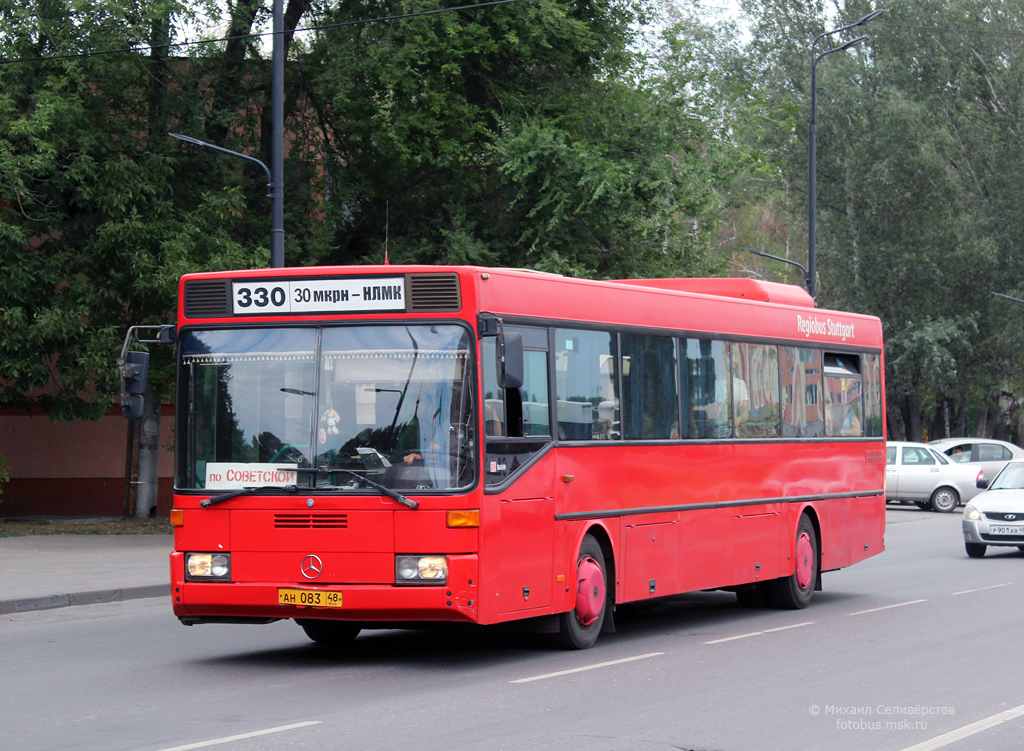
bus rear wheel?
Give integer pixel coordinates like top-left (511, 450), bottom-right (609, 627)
top-left (558, 535), bottom-right (607, 650)
top-left (766, 515), bottom-right (818, 609)
top-left (296, 619), bottom-right (361, 645)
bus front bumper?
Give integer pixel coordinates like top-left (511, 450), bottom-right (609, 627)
top-left (170, 551), bottom-right (479, 624)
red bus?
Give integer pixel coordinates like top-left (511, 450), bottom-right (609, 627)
top-left (125, 265), bottom-right (886, 649)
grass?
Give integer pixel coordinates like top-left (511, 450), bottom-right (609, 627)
top-left (0, 516), bottom-right (172, 538)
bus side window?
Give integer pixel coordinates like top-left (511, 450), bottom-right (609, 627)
top-left (620, 333), bottom-right (678, 439)
top-left (555, 329), bottom-right (619, 440)
top-left (862, 353), bottom-right (884, 437)
top-left (683, 338), bottom-right (729, 439)
top-left (733, 342), bottom-right (780, 439)
top-left (780, 347), bottom-right (823, 437)
top-left (823, 353), bottom-right (863, 437)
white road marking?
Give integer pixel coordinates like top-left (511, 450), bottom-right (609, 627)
top-left (154, 721), bottom-right (322, 751)
top-left (848, 599), bottom-right (926, 616)
top-left (511, 652), bottom-right (664, 683)
top-left (704, 621), bottom-right (814, 644)
top-left (895, 703), bottom-right (1024, 751)
top-left (952, 582), bottom-right (1014, 596)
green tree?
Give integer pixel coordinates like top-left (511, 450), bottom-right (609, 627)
top-left (1, 0), bottom-right (739, 432)
top-left (733, 0), bottom-right (1024, 441)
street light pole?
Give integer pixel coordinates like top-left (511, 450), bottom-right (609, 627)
top-left (270, 0), bottom-right (284, 268)
top-left (807, 9), bottom-right (885, 301)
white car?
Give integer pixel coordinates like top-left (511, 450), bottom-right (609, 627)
top-left (929, 437), bottom-right (1024, 483)
top-left (886, 441), bottom-right (984, 512)
top-left (963, 461), bottom-right (1024, 557)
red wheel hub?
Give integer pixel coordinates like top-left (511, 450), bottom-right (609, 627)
top-left (574, 555), bottom-right (604, 627)
top-left (795, 531), bottom-right (813, 590)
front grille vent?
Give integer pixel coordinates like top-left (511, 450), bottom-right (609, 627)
top-left (408, 273), bottom-right (461, 312)
top-left (184, 280), bottom-right (231, 318)
top-left (274, 513), bottom-right (348, 529)
top-left (983, 512), bottom-right (1024, 522)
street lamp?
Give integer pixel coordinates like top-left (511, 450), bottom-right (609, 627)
top-left (807, 9), bottom-right (885, 300)
top-left (168, 132), bottom-right (284, 267)
top-left (741, 246), bottom-right (809, 290)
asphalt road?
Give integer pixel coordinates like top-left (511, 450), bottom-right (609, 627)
top-left (3, 507), bottom-right (1023, 751)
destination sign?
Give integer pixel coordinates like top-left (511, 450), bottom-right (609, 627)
top-left (231, 277), bottom-right (406, 315)
top-left (205, 463), bottom-right (298, 489)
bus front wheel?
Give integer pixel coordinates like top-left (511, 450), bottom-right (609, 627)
top-left (296, 619), bottom-right (361, 645)
top-left (766, 515), bottom-right (818, 609)
top-left (558, 535), bottom-right (607, 650)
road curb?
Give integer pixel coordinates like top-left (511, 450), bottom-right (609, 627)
top-left (0, 584), bottom-right (169, 615)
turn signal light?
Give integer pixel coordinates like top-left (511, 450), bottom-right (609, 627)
top-left (170, 509), bottom-right (184, 527)
top-left (447, 509), bottom-right (479, 528)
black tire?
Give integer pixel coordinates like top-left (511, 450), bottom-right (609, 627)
top-left (296, 619), bottom-right (361, 645)
top-left (965, 542), bottom-right (987, 558)
top-left (930, 487), bottom-right (960, 513)
top-left (766, 515), bottom-right (818, 609)
top-left (735, 585), bottom-right (768, 607)
top-left (557, 535), bottom-right (607, 650)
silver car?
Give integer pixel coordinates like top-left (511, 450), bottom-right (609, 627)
top-left (963, 461), bottom-right (1024, 557)
top-left (929, 437), bottom-right (1024, 483)
top-left (886, 441), bottom-right (984, 512)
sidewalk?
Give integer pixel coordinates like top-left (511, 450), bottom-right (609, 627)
top-left (0, 534), bottom-right (173, 615)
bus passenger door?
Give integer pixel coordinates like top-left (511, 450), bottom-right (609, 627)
top-left (481, 326), bottom-right (555, 616)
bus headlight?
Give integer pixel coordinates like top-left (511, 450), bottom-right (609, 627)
top-left (395, 555), bottom-right (448, 584)
top-left (185, 553), bottom-right (231, 580)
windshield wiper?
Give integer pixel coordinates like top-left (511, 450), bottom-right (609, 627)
top-left (292, 466), bottom-right (418, 510)
top-left (201, 484), bottom-right (298, 508)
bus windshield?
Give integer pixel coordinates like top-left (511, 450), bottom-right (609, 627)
top-left (177, 324), bottom-right (475, 493)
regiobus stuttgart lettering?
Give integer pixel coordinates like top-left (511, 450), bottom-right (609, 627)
top-left (796, 314), bottom-right (855, 342)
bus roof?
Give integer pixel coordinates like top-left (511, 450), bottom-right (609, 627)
top-left (608, 278), bottom-right (815, 308)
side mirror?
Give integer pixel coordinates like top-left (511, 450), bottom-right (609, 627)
top-left (120, 350), bottom-right (150, 420)
top-left (977, 477), bottom-right (990, 490)
top-left (496, 332), bottom-right (524, 390)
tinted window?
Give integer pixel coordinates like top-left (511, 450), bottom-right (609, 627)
top-left (979, 444), bottom-right (1012, 462)
top-left (682, 339), bottom-right (729, 438)
top-left (780, 347), bottom-right (824, 437)
top-left (824, 354), bottom-right (863, 437)
top-left (555, 329), bottom-right (619, 441)
top-left (733, 342), bottom-right (780, 439)
top-left (621, 333), bottom-right (679, 440)
top-left (862, 353), bottom-right (884, 437)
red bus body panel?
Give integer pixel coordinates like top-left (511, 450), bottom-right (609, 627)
top-left (170, 265), bottom-right (885, 628)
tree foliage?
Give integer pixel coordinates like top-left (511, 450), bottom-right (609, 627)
top-left (0, 0), bottom-right (740, 419)
top-left (732, 0), bottom-right (1024, 441)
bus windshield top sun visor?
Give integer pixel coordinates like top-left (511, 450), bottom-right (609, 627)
top-left (291, 466), bottom-right (419, 509)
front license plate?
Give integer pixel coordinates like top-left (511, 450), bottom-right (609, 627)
top-left (278, 588), bottom-right (343, 608)
top-left (989, 525), bottom-right (1024, 536)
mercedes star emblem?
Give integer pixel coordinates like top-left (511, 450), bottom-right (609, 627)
top-left (300, 554), bottom-right (323, 579)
